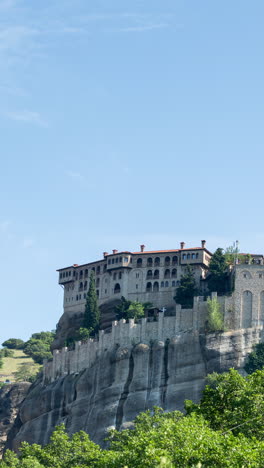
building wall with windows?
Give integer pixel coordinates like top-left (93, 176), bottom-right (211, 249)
top-left (58, 241), bottom-right (212, 319)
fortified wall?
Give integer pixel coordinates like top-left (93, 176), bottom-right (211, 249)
top-left (44, 264), bottom-right (264, 383)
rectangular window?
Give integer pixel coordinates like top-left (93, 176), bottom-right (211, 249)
top-left (136, 284), bottom-right (138, 289)
top-left (124, 257), bottom-right (128, 262)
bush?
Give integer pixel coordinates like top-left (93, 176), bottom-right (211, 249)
top-left (14, 362), bottom-right (40, 383)
top-left (207, 297), bottom-right (225, 332)
top-left (0, 349), bottom-right (14, 358)
top-left (23, 331), bottom-right (55, 364)
top-left (245, 343), bottom-right (264, 374)
top-left (2, 338), bottom-right (24, 349)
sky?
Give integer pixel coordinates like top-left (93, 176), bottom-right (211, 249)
top-left (1, 0), bottom-right (264, 345)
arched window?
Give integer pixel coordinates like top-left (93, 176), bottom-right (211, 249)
top-left (97, 266), bottom-right (100, 274)
top-left (96, 278), bottom-right (100, 287)
top-left (187, 254), bottom-right (190, 259)
top-left (119, 272), bottom-right (122, 279)
top-left (165, 256), bottom-right (170, 266)
top-left (114, 283), bottom-right (121, 294)
top-left (96, 290), bottom-right (99, 297)
top-left (85, 269), bottom-right (88, 277)
top-left (154, 257), bottom-right (160, 267)
top-left (92, 267), bottom-right (95, 272)
top-left (172, 280), bottom-right (176, 287)
top-left (172, 256), bottom-right (178, 265)
top-left (146, 282), bottom-right (152, 292)
top-left (84, 281), bottom-right (88, 290)
top-left (161, 281), bottom-right (164, 288)
top-left (137, 258), bottom-right (143, 267)
top-left (154, 269), bottom-right (159, 279)
top-left (79, 282), bottom-right (83, 291)
top-left (153, 281), bottom-right (159, 292)
top-left (147, 258), bottom-right (153, 267)
top-left (164, 269), bottom-right (170, 279)
top-left (79, 270), bottom-right (83, 278)
top-left (172, 269), bottom-right (177, 278)
top-left (183, 254), bottom-right (186, 260)
top-left (242, 290), bottom-right (252, 328)
top-left (192, 253), bottom-right (195, 259)
top-left (146, 270), bottom-right (152, 279)
top-left (76, 295), bottom-right (79, 301)
top-left (103, 264), bottom-right (107, 272)
top-left (165, 281), bottom-right (169, 287)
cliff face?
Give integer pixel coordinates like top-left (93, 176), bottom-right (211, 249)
top-left (0, 383), bottom-right (31, 457)
top-left (7, 327), bottom-right (263, 451)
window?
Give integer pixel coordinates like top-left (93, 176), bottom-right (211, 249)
top-left (153, 281), bottom-right (159, 292)
top-left (172, 269), bottom-right (177, 278)
top-left (124, 257), bottom-right (128, 263)
top-left (108, 259), bottom-right (111, 265)
top-left (147, 270), bottom-right (152, 279)
top-left (83, 293), bottom-right (86, 299)
top-left (183, 254), bottom-right (186, 260)
top-left (119, 272), bottom-right (122, 279)
top-left (146, 282), bottom-right (152, 292)
top-left (192, 253), bottom-right (195, 259)
top-left (105, 289), bottom-right (107, 294)
top-left (187, 254), bottom-right (190, 259)
top-left (66, 272), bottom-right (69, 277)
top-left (114, 283), bottom-right (121, 294)
top-left (172, 280), bottom-right (176, 287)
top-left (79, 294), bottom-right (81, 300)
top-left (76, 295), bottom-right (78, 301)
top-left (165, 281), bottom-right (169, 287)
top-left (161, 281), bottom-right (164, 288)
top-left (96, 290), bottom-right (99, 297)
top-left (137, 258), bottom-right (143, 267)
top-left (154, 269), bottom-right (159, 278)
top-left (63, 272), bottom-right (65, 278)
top-left (172, 256), bottom-right (178, 265)
top-left (154, 257), bottom-right (160, 266)
top-left (164, 269), bottom-right (170, 279)
top-left (136, 284), bottom-right (138, 289)
top-left (79, 282), bottom-right (83, 291)
top-left (96, 278), bottom-right (100, 287)
top-left (73, 271), bottom-right (76, 277)
top-left (165, 256), bottom-right (170, 266)
top-left (113, 273), bottom-right (117, 280)
top-left (260, 274), bottom-right (263, 278)
top-left (147, 258), bottom-right (153, 267)
top-left (85, 269), bottom-right (88, 277)
top-left (112, 259), bottom-right (115, 264)
top-left (196, 253), bottom-right (199, 259)
top-left (92, 267), bottom-right (95, 272)
top-left (119, 257), bottom-right (122, 262)
top-left (80, 270), bottom-right (83, 278)
top-left (103, 265), bottom-right (107, 272)
top-left (69, 271), bottom-right (71, 276)
top-left (84, 281), bottom-right (88, 290)
top-left (115, 258), bottom-right (118, 264)
top-left (136, 273), bottom-right (140, 278)
top-left (60, 273), bottom-right (62, 279)
top-left (97, 266), bottom-right (101, 274)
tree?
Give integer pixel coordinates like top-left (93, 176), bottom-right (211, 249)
top-left (206, 297), bottom-right (225, 332)
top-left (83, 272), bottom-right (100, 335)
top-left (114, 297), bottom-right (152, 321)
top-left (245, 343), bottom-right (264, 374)
top-left (126, 302), bottom-right (145, 320)
top-left (207, 248), bottom-right (229, 295)
top-left (224, 244), bottom-right (244, 265)
top-left (14, 363), bottom-right (39, 383)
top-left (23, 332), bottom-right (55, 364)
top-left (2, 338), bottom-right (24, 350)
top-left (174, 266), bottom-right (198, 309)
top-left (0, 349), bottom-right (14, 358)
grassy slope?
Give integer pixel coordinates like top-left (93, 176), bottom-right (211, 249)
top-left (0, 349), bottom-right (39, 382)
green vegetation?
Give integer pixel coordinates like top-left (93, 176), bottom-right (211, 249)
top-left (206, 297), bottom-right (225, 332)
top-left (245, 342), bottom-right (264, 374)
top-left (114, 297), bottom-right (152, 321)
top-left (13, 362), bottom-right (40, 383)
top-left (23, 332), bottom-right (55, 364)
top-left (0, 349), bottom-right (40, 383)
top-left (207, 248), bottom-right (229, 295)
top-left (2, 338), bottom-right (25, 350)
top-left (5, 368), bottom-right (264, 467)
top-left (174, 266), bottom-right (198, 309)
top-left (83, 272), bottom-right (100, 335)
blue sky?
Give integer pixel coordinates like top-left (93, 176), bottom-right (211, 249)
top-left (1, 0), bottom-right (264, 345)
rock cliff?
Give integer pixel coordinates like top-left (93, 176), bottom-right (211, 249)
top-left (0, 383), bottom-right (31, 457)
top-left (7, 327), bottom-right (263, 452)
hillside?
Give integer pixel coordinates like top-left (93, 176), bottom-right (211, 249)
top-left (0, 350), bottom-right (39, 383)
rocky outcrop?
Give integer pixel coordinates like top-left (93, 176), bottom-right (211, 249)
top-left (0, 383), bottom-right (31, 457)
top-left (7, 327), bottom-right (263, 452)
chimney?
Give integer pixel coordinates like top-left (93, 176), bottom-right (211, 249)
top-left (103, 252), bottom-right (108, 257)
top-left (140, 244), bottom-right (145, 252)
top-left (112, 249), bottom-right (118, 255)
top-left (180, 242), bottom-right (185, 249)
top-left (201, 240), bottom-right (206, 249)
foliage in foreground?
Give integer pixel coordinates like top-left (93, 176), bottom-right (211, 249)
top-left (245, 342), bottom-right (264, 374)
top-left (4, 369), bottom-right (264, 467)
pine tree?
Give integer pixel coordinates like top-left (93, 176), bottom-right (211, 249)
top-left (83, 273), bottom-right (100, 335)
top-left (174, 266), bottom-right (198, 309)
top-left (207, 248), bottom-right (228, 295)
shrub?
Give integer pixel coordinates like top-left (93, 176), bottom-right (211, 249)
top-left (245, 343), bottom-right (264, 374)
top-left (2, 338), bottom-right (25, 349)
top-left (207, 297), bottom-right (225, 332)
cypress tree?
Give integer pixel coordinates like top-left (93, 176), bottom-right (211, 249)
top-left (174, 265), bottom-right (198, 309)
top-left (207, 248), bottom-right (229, 295)
top-left (83, 272), bottom-right (100, 335)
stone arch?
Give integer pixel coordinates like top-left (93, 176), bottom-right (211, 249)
top-left (146, 282), bottom-right (152, 292)
top-left (242, 290), bottom-right (253, 328)
top-left (241, 270), bottom-right (252, 279)
top-left (146, 270), bottom-right (152, 279)
top-left (137, 258), bottom-right (143, 268)
top-left (153, 281), bottom-right (159, 292)
top-left (114, 283), bottom-right (121, 294)
top-left (147, 257), bottom-right (153, 267)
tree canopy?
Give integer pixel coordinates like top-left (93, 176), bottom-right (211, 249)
top-left (2, 338), bottom-right (25, 350)
top-left (23, 332), bottom-right (55, 364)
top-left (83, 273), bottom-right (100, 335)
top-left (207, 248), bottom-right (229, 295)
top-left (174, 266), bottom-right (198, 309)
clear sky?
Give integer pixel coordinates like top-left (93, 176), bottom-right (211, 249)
top-left (1, 0), bottom-right (264, 345)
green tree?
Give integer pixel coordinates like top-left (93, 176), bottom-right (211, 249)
top-left (206, 297), bottom-right (225, 332)
top-left (207, 248), bottom-right (229, 295)
top-left (23, 332), bottom-right (55, 364)
top-left (2, 338), bottom-right (25, 349)
top-left (83, 273), bottom-right (100, 335)
top-left (245, 342), bottom-right (264, 374)
top-left (224, 244), bottom-right (244, 265)
top-left (0, 349), bottom-right (14, 358)
top-left (14, 362), bottom-right (39, 383)
top-left (174, 266), bottom-right (198, 309)
top-left (185, 368), bottom-right (264, 440)
top-left (126, 302), bottom-right (145, 320)
top-left (0, 357), bottom-right (3, 370)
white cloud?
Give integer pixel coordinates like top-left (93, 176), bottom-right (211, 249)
top-left (6, 110), bottom-right (47, 127)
